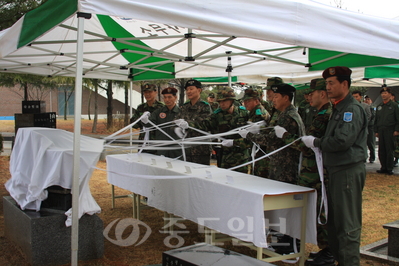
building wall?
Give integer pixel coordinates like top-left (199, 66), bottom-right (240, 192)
top-left (0, 86), bottom-right (133, 118)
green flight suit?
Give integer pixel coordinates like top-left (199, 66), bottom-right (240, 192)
top-left (314, 93), bottom-right (367, 266)
top-left (374, 100), bottom-right (399, 172)
top-left (148, 105), bottom-right (182, 159)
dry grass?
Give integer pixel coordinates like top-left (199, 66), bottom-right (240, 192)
top-left (1, 120), bottom-right (399, 265)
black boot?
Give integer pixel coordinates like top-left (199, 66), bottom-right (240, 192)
top-left (306, 247), bottom-right (335, 266)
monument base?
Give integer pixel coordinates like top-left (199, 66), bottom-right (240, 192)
top-left (3, 196), bottom-right (104, 266)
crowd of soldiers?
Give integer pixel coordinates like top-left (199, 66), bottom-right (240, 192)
top-left (129, 66), bottom-right (397, 266)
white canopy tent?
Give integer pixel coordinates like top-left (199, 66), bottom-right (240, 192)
top-left (2, 0), bottom-right (399, 264)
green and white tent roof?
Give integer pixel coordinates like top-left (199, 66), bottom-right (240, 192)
top-left (1, 0), bottom-right (399, 82)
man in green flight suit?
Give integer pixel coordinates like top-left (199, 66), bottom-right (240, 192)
top-left (302, 66), bottom-right (368, 266)
top-left (130, 83), bottom-right (164, 154)
top-left (374, 86), bottom-right (399, 175)
top-left (276, 78), bottom-right (334, 265)
top-left (141, 87), bottom-right (182, 159)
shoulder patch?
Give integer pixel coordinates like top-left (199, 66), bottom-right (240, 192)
top-left (201, 100), bottom-right (210, 105)
top-left (256, 109), bottom-right (262, 115)
top-left (343, 112), bottom-right (353, 122)
top-left (239, 106), bottom-right (247, 110)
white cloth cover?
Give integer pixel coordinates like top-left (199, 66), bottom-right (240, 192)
top-left (6, 127), bottom-right (104, 226)
top-left (107, 153), bottom-right (317, 248)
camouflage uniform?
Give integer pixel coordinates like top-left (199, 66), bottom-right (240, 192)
top-left (194, 88), bottom-right (250, 173)
top-left (261, 100), bottom-right (274, 114)
top-left (247, 82), bottom-right (305, 184)
top-left (248, 104), bottom-right (305, 184)
top-left (207, 93), bottom-right (220, 112)
top-left (175, 100), bottom-right (212, 165)
top-left (234, 89), bottom-right (270, 177)
top-left (298, 100), bottom-right (318, 130)
top-left (285, 79), bottom-right (331, 249)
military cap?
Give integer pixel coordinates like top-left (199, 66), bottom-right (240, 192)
top-left (322, 66), bottom-right (352, 79)
top-left (142, 83), bottom-right (157, 92)
top-left (185, 79), bottom-right (202, 89)
top-left (308, 78), bottom-right (326, 92)
top-left (161, 87), bottom-right (178, 95)
top-left (241, 88), bottom-right (260, 101)
top-left (380, 86), bottom-right (391, 94)
top-left (216, 87), bottom-right (236, 101)
top-left (266, 77), bottom-right (284, 90)
top-left (271, 83), bottom-right (296, 96)
top-left (208, 92), bottom-right (215, 98)
top-left (364, 95), bottom-right (370, 99)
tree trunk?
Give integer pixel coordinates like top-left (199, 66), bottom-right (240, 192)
top-left (106, 81), bottom-right (113, 130)
top-left (92, 81), bottom-right (98, 133)
top-left (87, 88), bottom-right (91, 120)
top-left (64, 89), bottom-right (68, 120)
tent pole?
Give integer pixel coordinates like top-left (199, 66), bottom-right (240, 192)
top-left (226, 52), bottom-right (232, 87)
top-left (71, 13), bottom-right (86, 266)
top-left (130, 80), bottom-right (133, 148)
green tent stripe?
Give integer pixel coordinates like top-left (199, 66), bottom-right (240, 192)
top-left (364, 65), bottom-right (399, 79)
top-left (18, 0), bottom-right (77, 48)
top-left (308, 48), bottom-right (399, 71)
top-left (97, 15), bottom-right (175, 80)
top-left (194, 76), bottom-right (238, 83)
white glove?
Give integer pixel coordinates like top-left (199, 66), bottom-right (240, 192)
top-left (274, 125), bottom-right (287, 138)
top-left (222, 140), bottom-right (234, 147)
top-left (302, 135), bottom-right (316, 148)
top-left (174, 119), bottom-right (189, 129)
top-left (140, 111), bottom-right (150, 124)
top-left (239, 128), bottom-right (249, 138)
top-left (247, 123), bottom-right (261, 134)
top-left (174, 127), bottom-right (185, 138)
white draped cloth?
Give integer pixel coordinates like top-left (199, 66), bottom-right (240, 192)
top-left (107, 153), bottom-right (317, 248)
top-left (5, 127), bottom-right (104, 226)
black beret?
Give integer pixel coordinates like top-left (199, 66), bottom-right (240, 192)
top-left (271, 83), bottom-right (296, 96)
top-left (322, 66), bottom-right (352, 79)
top-left (161, 87), bottom-right (178, 95)
top-left (185, 79), bottom-right (202, 89)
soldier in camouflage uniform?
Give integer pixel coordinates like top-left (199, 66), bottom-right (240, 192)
top-left (191, 87), bottom-right (250, 173)
top-left (276, 79), bottom-right (334, 264)
top-left (242, 83), bottom-right (305, 184)
top-left (130, 84), bottom-right (164, 153)
top-left (263, 77), bottom-right (283, 115)
top-left (207, 92), bottom-right (219, 112)
top-left (227, 88), bottom-right (270, 177)
top-left (174, 79), bottom-right (213, 165)
top-left (298, 89), bottom-right (318, 130)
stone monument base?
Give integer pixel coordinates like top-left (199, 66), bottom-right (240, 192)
top-left (3, 196), bottom-right (104, 266)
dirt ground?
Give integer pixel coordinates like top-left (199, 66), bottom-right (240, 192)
top-left (1, 119), bottom-right (399, 265)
